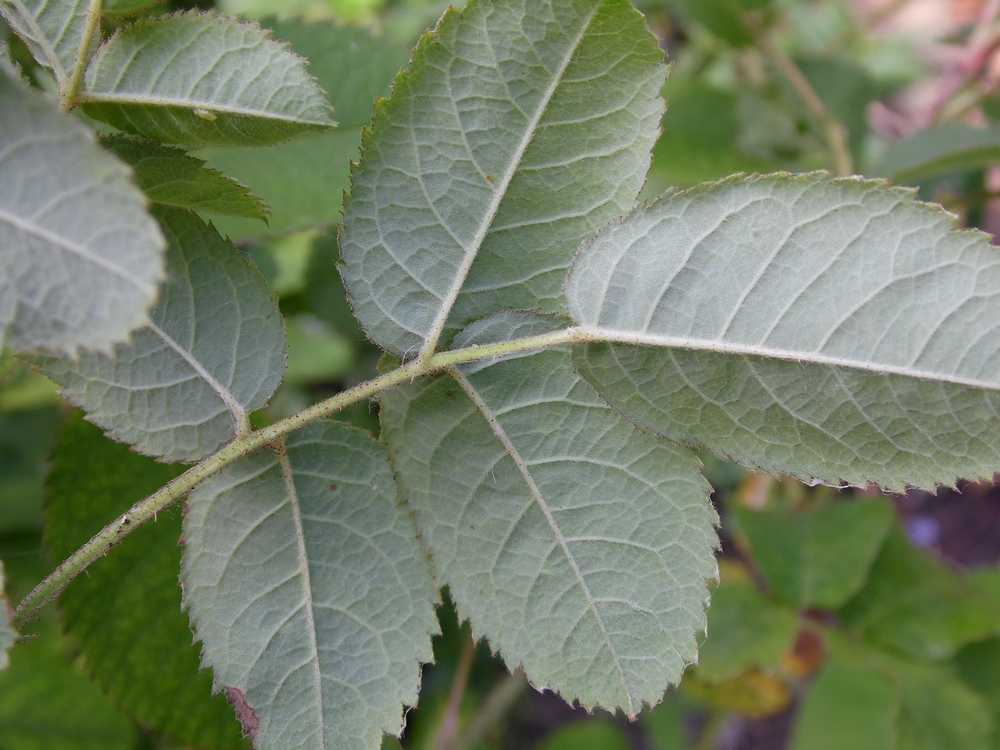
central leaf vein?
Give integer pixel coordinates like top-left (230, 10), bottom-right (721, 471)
top-left (448, 365), bottom-right (633, 712)
top-left (417, 3), bottom-right (601, 360)
top-left (275, 441), bottom-right (325, 741)
top-left (146, 321), bottom-right (249, 436)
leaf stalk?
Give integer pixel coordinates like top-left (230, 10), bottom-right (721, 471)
top-left (61, 0), bottom-right (102, 111)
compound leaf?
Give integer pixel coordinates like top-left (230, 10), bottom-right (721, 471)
top-left (45, 411), bottom-right (247, 749)
top-left (0, 71), bottom-right (164, 356)
top-left (340, 0), bottom-right (665, 356)
top-left (182, 421), bottom-right (438, 750)
top-left (567, 173), bottom-right (1000, 491)
top-left (32, 207), bottom-right (285, 462)
top-left (0, 0), bottom-right (97, 88)
top-left (80, 12), bottom-right (335, 146)
top-left (380, 312), bottom-right (718, 715)
top-left (101, 135), bottom-right (269, 220)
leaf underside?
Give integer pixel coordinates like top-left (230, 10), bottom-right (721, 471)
top-left (0, 71), bottom-right (164, 356)
top-left (380, 312), bottom-right (719, 716)
top-left (32, 207), bottom-right (285, 462)
top-left (81, 11), bottom-right (336, 146)
top-left (182, 422), bottom-right (438, 750)
top-left (340, 0), bottom-right (666, 355)
top-left (567, 172), bottom-right (1000, 491)
top-left (0, 0), bottom-right (95, 86)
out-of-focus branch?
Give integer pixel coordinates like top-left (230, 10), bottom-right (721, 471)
top-left (922, 0), bottom-right (1000, 127)
top-left (748, 16), bottom-right (854, 176)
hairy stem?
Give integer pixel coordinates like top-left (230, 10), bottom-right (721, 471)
top-left (749, 18), bottom-right (854, 177)
top-left (61, 0), bottom-right (102, 111)
top-left (12, 326), bottom-right (585, 629)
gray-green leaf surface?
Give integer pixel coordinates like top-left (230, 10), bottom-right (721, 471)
top-left (32, 207), bottom-right (285, 462)
top-left (380, 312), bottom-right (718, 715)
top-left (80, 12), bottom-right (335, 146)
top-left (567, 173), bottom-right (1000, 491)
top-left (340, 0), bottom-right (665, 356)
top-left (0, 0), bottom-right (95, 88)
top-left (182, 422), bottom-right (438, 750)
top-left (0, 71), bottom-right (163, 356)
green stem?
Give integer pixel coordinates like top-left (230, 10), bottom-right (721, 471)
top-left (61, 0), bottom-right (102, 111)
top-left (12, 326), bottom-right (585, 630)
top-left (749, 18), bottom-right (854, 177)
top-left (452, 670), bottom-right (527, 750)
top-left (435, 627), bottom-right (476, 750)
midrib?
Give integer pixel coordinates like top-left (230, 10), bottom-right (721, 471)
top-left (417, 4), bottom-right (602, 360)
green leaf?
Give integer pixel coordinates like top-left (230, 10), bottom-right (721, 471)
top-left (80, 11), bottom-right (336, 146)
top-left (873, 123), bottom-right (1000, 184)
top-left (0, 559), bottom-right (14, 671)
top-left (696, 578), bottom-right (798, 682)
top-left (32, 207), bottom-right (285, 462)
top-left (0, 624), bottom-right (137, 750)
top-left (894, 659), bottom-right (994, 750)
top-left (796, 635), bottom-right (995, 750)
top-left (955, 637), bottom-right (1000, 715)
top-left (340, 0), bottom-right (666, 356)
top-left (567, 172), bottom-right (1000, 491)
top-left (197, 19), bottom-right (407, 240)
top-left (380, 312), bottom-right (718, 715)
top-left (102, 0), bottom-right (163, 17)
top-left (45, 411), bottom-right (248, 749)
top-left (790, 659), bottom-right (898, 750)
top-left (644, 81), bottom-right (770, 193)
top-left (0, 403), bottom-right (61, 533)
top-left (182, 421), bottom-right (438, 750)
top-left (669, 0), bottom-right (760, 46)
top-left (0, 71), bottom-right (164, 356)
top-left (283, 315), bottom-right (355, 385)
top-left (735, 498), bottom-right (894, 608)
top-left (838, 527), bottom-right (1000, 660)
top-left (0, 0), bottom-right (96, 88)
top-left (101, 135), bottom-right (269, 220)
top-left (537, 721), bottom-right (629, 750)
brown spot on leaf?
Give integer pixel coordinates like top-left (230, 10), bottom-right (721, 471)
top-left (225, 686), bottom-right (260, 738)
top-left (329, 483), bottom-right (338, 493)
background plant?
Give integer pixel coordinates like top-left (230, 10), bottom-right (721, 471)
top-left (3, 1), bottom-right (1000, 750)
